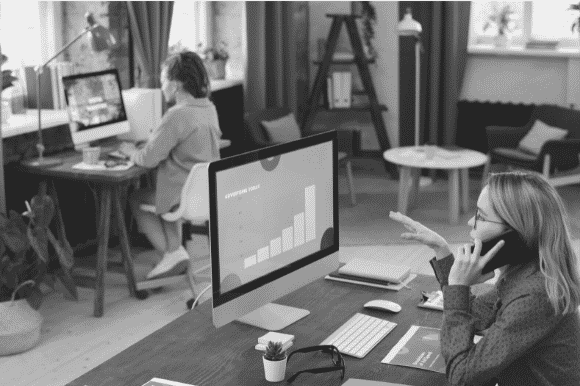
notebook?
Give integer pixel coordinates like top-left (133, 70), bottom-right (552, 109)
top-left (338, 258), bottom-right (411, 284)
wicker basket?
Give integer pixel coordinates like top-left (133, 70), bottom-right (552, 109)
top-left (0, 281), bottom-right (43, 356)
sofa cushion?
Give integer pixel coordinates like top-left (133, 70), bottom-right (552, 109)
top-left (517, 120), bottom-right (568, 155)
top-left (261, 113), bottom-right (302, 143)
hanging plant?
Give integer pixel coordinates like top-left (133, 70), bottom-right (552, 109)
top-left (360, 2), bottom-right (377, 59)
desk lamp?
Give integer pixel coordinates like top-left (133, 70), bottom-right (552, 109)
top-left (23, 12), bottom-right (116, 168)
top-left (397, 7), bottom-right (422, 148)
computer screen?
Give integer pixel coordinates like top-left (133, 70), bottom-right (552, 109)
top-left (62, 69), bottom-right (130, 147)
top-left (209, 130), bottom-right (339, 331)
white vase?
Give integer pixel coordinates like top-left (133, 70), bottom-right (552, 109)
top-left (263, 356), bottom-right (287, 382)
top-left (0, 299), bottom-right (43, 356)
top-left (494, 34), bottom-right (510, 48)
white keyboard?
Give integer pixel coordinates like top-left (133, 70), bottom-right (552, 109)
top-left (320, 313), bottom-right (397, 358)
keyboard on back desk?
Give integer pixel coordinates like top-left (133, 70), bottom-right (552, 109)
top-left (320, 313), bottom-right (397, 358)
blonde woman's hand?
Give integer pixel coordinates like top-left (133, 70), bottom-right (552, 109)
top-left (389, 211), bottom-right (451, 259)
top-left (448, 238), bottom-right (503, 286)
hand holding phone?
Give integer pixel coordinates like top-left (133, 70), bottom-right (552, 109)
top-left (472, 230), bottom-right (538, 274)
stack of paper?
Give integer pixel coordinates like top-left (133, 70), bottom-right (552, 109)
top-left (255, 331), bottom-right (295, 352)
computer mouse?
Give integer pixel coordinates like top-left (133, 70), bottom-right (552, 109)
top-left (363, 299), bottom-right (402, 313)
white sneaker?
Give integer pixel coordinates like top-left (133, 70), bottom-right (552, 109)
top-left (146, 246), bottom-right (190, 280)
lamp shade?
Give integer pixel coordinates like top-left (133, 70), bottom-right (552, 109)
top-left (85, 12), bottom-right (116, 52)
top-left (397, 8), bottom-right (422, 36)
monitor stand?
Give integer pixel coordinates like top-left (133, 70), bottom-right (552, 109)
top-left (236, 303), bottom-right (310, 331)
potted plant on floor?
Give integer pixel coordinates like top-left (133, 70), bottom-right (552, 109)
top-left (262, 341), bottom-right (289, 382)
top-left (0, 185), bottom-right (78, 355)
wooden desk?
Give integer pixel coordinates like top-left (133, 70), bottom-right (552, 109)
top-left (68, 274), bottom-right (448, 385)
top-left (17, 147), bottom-right (150, 317)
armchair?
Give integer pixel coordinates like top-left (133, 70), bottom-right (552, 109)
top-left (244, 107), bottom-right (358, 205)
top-left (483, 104), bottom-right (580, 187)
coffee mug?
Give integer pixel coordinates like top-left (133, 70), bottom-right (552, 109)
top-left (82, 147), bottom-right (101, 165)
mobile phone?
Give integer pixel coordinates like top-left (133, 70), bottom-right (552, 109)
top-left (471, 230), bottom-right (538, 274)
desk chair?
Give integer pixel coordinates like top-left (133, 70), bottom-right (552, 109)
top-left (138, 162), bottom-right (212, 298)
top-left (244, 107), bottom-right (357, 205)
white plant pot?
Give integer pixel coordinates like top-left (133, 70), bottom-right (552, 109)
top-left (0, 299), bottom-right (43, 356)
top-left (263, 356), bottom-right (287, 382)
top-left (494, 34), bottom-right (510, 48)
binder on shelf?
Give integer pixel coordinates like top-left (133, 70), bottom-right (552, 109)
top-left (342, 72), bottom-right (352, 108)
top-left (332, 72), bottom-right (342, 108)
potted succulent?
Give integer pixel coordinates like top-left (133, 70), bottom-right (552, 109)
top-left (197, 41), bottom-right (229, 80)
top-left (0, 185), bottom-right (78, 354)
top-left (262, 341), bottom-right (288, 382)
top-left (483, 4), bottom-right (519, 47)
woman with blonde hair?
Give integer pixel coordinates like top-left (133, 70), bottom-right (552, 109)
top-left (390, 170), bottom-right (580, 386)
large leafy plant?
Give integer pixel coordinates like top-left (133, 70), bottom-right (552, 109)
top-left (1, 52), bottom-right (18, 91)
top-left (569, 3), bottom-right (580, 33)
top-left (0, 184), bottom-right (78, 309)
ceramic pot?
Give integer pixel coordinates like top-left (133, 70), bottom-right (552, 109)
top-left (263, 356), bottom-right (287, 382)
top-left (494, 34), bottom-right (510, 48)
top-left (0, 299), bottom-right (43, 356)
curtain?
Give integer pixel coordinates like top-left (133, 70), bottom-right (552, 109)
top-left (245, 2), bottom-right (309, 121)
top-left (399, 1), bottom-right (471, 146)
top-left (126, 1), bottom-right (174, 88)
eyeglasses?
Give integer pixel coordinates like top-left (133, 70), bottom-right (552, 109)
top-left (286, 345), bottom-right (345, 383)
top-left (474, 208), bottom-right (506, 230)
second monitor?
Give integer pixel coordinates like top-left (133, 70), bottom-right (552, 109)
top-left (210, 130), bottom-right (339, 331)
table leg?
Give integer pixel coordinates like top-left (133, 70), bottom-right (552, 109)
top-left (113, 185), bottom-right (137, 298)
top-left (408, 168), bottom-right (421, 211)
top-left (449, 169), bottom-right (460, 224)
top-left (94, 187), bottom-right (112, 317)
top-left (397, 166), bottom-right (413, 214)
top-left (460, 168), bottom-right (469, 214)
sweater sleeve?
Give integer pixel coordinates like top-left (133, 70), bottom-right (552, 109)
top-left (441, 289), bottom-right (561, 386)
top-left (430, 255), bottom-right (499, 332)
top-left (131, 109), bottom-right (181, 168)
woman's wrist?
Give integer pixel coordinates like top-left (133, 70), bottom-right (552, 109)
top-left (434, 245), bottom-right (452, 260)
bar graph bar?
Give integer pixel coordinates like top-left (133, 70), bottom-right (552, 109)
top-left (282, 226), bottom-right (294, 252)
top-left (294, 213), bottom-right (305, 247)
top-left (257, 246), bottom-right (269, 263)
top-left (270, 237), bottom-right (282, 257)
top-left (244, 255), bottom-right (257, 268)
top-left (305, 185), bottom-right (316, 242)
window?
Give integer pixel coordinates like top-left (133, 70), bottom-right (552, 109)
top-left (469, 1), bottom-right (580, 49)
top-left (0, 1), bottom-right (42, 69)
top-left (168, 1), bottom-right (210, 55)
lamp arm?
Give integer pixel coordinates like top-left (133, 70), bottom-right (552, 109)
top-left (39, 26), bottom-right (93, 70)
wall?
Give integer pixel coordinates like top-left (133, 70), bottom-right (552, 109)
top-left (308, 2), bottom-right (399, 150)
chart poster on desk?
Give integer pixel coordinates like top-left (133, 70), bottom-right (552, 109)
top-left (381, 325), bottom-right (446, 374)
top-left (141, 378), bottom-right (196, 386)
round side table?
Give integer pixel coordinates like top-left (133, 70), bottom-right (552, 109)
top-left (384, 146), bottom-right (488, 224)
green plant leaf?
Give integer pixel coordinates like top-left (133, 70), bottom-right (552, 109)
top-left (30, 193), bottom-right (55, 228)
top-left (0, 211), bottom-right (30, 253)
top-left (54, 268), bottom-right (78, 301)
top-left (27, 226), bottom-right (48, 263)
top-left (0, 263), bottom-right (18, 288)
top-left (47, 229), bottom-right (74, 270)
top-left (26, 285), bottom-right (43, 310)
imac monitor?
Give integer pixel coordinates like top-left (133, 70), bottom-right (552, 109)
top-left (209, 130), bottom-right (339, 331)
top-left (62, 69), bottom-right (130, 147)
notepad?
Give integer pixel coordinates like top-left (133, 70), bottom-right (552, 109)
top-left (339, 258), bottom-right (411, 284)
top-left (141, 378), bottom-right (196, 386)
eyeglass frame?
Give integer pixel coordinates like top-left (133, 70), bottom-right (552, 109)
top-left (473, 208), bottom-right (507, 230)
top-left (285, 345), bottom-right (345, 383)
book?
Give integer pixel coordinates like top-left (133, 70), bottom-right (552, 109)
top-left (332, 72), bottom-right (342, 108)
top-left (141, 378), bottom-right (196, 386)
top-left (258, 331), bottom-right (295, 346)
top-left (381, 326), bottom-right (483, 373)
top-left (326, 76), bottom-right (333, 109)
top-left (342, 71), bottom-right (352, 108)
top-left (339, 258), bottom-right (411, 284)
top-left (325, 263), bottom-right (416, 291)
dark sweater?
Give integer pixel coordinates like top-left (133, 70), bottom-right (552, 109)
top-left (430, 255), bottom-right (580, 386)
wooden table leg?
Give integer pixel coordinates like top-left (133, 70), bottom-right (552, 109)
top-left (397, 166), bottom-right (413, 214)
top-left (408, 168), bottom-right (421, 211)
top-left (460, 168), bottom-right (470, 214)
top-left (113, 185), bottom-right (137, 298)
top-left (94, 187), bottom-right (112, 317)
top-left (449, 169), bottom-right (460, 224)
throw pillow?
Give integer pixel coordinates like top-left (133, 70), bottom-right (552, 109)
top-left (517, 120), bottom-right (568, 155)
top-left (261, 113), bottom-right (302, 143)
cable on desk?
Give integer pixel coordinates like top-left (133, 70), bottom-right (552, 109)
top-left (189, 283), bottom-right (212, 311)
